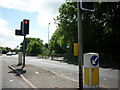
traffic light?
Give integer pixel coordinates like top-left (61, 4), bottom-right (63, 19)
top-left (45, 43), bottom-right (48, 48)
top-left (23, 19), bottom-right (29, 34)
top-left (80, 2), bottom-right (95, 12)
top-left (15, 19), bottom-right (29, 36)
top-left (20, 21), bottom-right (23, 31)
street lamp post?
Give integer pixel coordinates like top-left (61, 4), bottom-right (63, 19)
top-left (48, 23), bottom-right (50, 47)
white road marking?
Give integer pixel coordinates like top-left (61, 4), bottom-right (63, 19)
top-left (100, 85), bottom-right (108, 88)
top-left (10, 79), bottom-right (13, 82)
top-left (40, 68), bottom-right (79, 83)
top-left (104, 79), bottom-right (106, 80)
top-left (35, 71), bottom-right (39, 74)
top-left (9, 65), bottom-right (37, 88)
top-left (21, 75), bottom-right (37, 88)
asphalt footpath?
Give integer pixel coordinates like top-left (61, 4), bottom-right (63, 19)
top-left (9, 64), bottom-right (79, 88)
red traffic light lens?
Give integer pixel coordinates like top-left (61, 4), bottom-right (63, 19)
top-left (24, 20), bottom-right (28, 24)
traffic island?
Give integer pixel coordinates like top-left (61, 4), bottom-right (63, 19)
top-left (8, 64), bottom-right (109, 89)
top-left (8, 64), bottom-right (78, 88)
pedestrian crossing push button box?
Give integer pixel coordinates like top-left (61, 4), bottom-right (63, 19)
top-left (84, 53), bottom-right (99, 88)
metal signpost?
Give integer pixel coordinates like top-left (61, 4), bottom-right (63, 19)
top-left (22, 34), bottom-right (26, 69)
top-left (77, 0), bottom-right (95, 89)
top-left (77, 1), bottom-right (83, 89)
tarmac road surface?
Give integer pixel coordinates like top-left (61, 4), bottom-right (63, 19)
top-left (1, 55), bottom-right (31, 88)
top-left (1, 55), bottom-right (119, 89)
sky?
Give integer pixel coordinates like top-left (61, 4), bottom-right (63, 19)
top-left (0, 0), bottom-right (65, 49)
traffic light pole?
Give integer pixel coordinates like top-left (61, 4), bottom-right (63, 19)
top-left (22, 34), bottom-right (26, 70)
top-left (15, 19), bottom-right (29, 71)
top-left (77, 1), bottom-right (83, 89)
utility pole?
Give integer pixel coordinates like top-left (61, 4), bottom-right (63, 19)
top-left (77, 1), bottom-right (83, 89)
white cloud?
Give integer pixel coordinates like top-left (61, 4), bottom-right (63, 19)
top-left (0, 0), bottom-right (63, 26)
top-left (0, 18), bottom-right (23, 49)
top-left (0, 0), bottom-right (64, 12)
top-left (0, 0), bottom-right (64, 48)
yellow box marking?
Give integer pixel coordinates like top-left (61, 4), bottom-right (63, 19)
top-left (84, 68), bottom-right (89, 85)
top-left (74, 43), bottom-right (78, 56)
top-left (91, 68), bottom-right (99, 85)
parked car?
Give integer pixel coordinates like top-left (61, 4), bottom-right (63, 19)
top-left (6, 52), bottom-right (17, 55)
top-left (12, 52), bottom-right (16, 55)
top-left (6, 52), bottom-right (13, 55)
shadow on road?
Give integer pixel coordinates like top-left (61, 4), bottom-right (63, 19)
top-left (8, 68), bottom-right (26, 76)
top-left (99, 65), bottom-right (120, 70)
top-left (60, 59), bottom-right (78, 65)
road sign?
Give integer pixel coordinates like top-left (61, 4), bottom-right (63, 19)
top-left (84, 53), bottom-right (99, 88)
top-left (80, 1), bottom-right (95, 12)
top-left (90, 55), bottom-right (99, 66)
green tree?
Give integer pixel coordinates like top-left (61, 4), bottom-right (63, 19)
top-left (82, 2), bottom-right (120, 53)
top-left (0, 46), bottom-right (12, 54)
top-left (50, 2), bottom-right (78, 54)
top-left (50, 2), bottom-right (120, 54)
top-left (13, 45), bottom-right (20, 53)
top-left (20, 37), bottom-right (44, 56)
top-left (94, 2), bottom-right (120, 52)
top-left (26, 40), bottom-right (43, 56)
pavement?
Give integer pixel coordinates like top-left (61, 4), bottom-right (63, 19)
top-left (9, 64), bottom-right (79, 88)
top-left (8, 64), bottom-right (111, 90)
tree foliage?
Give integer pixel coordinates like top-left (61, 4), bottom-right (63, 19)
top-left (50, 2), bottom-right (120, 54)
top-left (20, 37), bottom-right (44, 56)
top-left (26, 38), bottom-right (44, 56)
top-left (82, 2), bottom-right (120, 53)
top-left (94, 2), bottom-right (120, 52)
top-left (50, 2), bottom-right (78, 54)
top-left (0, 46), bottom-right (12, 54)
